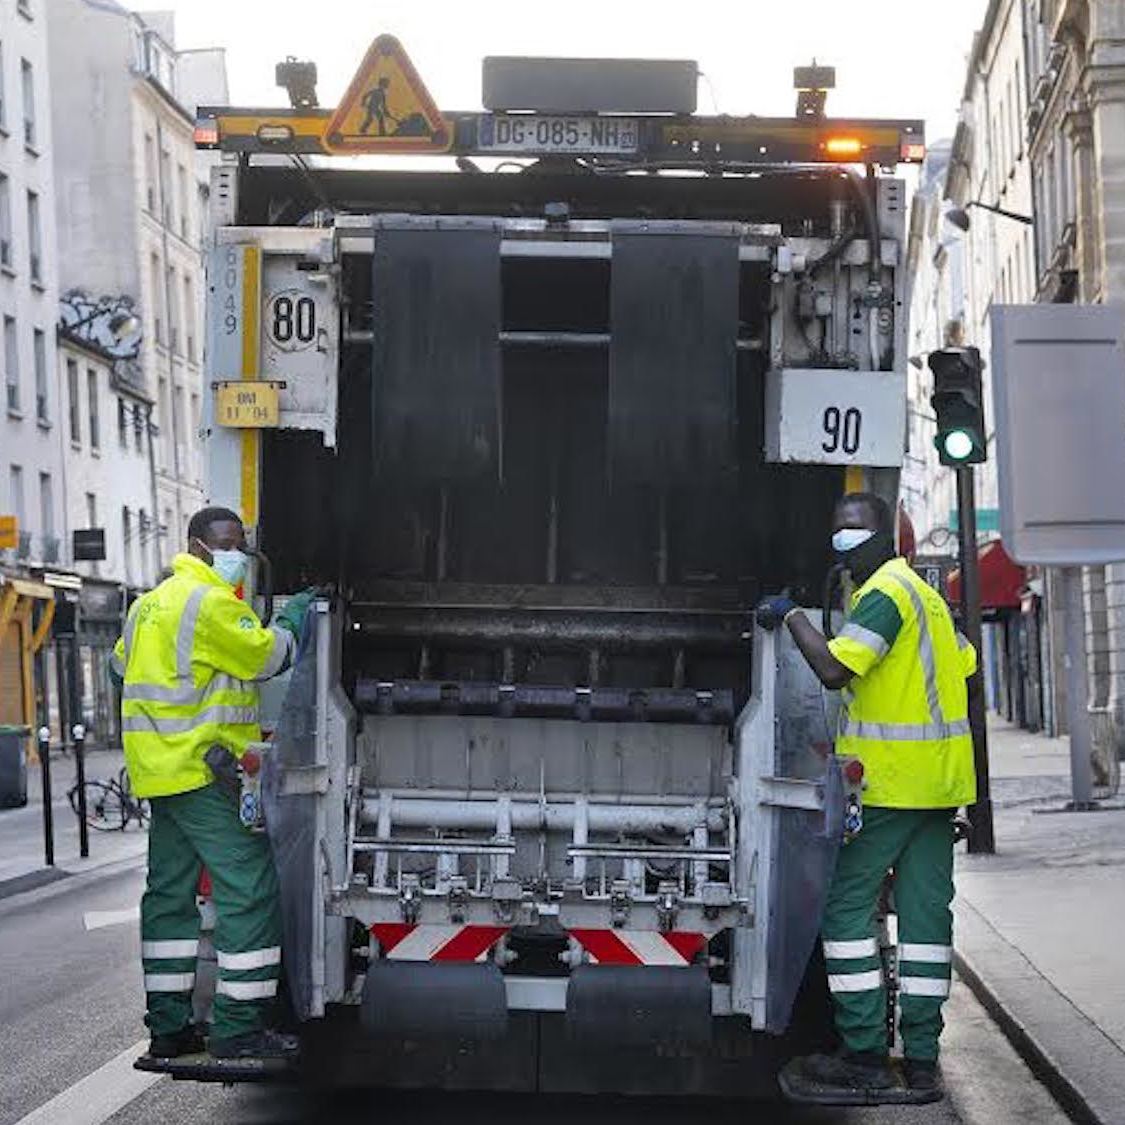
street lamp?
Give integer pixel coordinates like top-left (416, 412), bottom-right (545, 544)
top-left (945, 202), bottom-right (1033, 231)
top-left (66, 308), bottom-right (141, 341)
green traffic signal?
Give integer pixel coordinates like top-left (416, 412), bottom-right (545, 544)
top-left (942, 429), bottom-right (975, 462)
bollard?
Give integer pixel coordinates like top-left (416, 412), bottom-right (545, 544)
top-left (73, 723), bottom-right (89, 859)
top-left (38, 726), bottom-right (54, 867)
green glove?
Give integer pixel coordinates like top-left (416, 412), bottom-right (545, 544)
top-left (276, 589), bottom-right (316, 638)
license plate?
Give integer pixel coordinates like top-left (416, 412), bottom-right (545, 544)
top-left (215, 381), bottom-right (280, 428)
top-left (478, 115), bottom-right (640, 154)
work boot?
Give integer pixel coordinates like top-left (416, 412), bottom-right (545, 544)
top-left (902, 1058), bottom-right (944, 1099)
top-left (148, 1024), bottom-right (206, 1059)
top-left (210, 1027), bottom-right (300, 1061)
top-left (799, 1049), bottom-right (896, 1090)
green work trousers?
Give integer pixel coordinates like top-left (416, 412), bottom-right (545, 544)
top-left (821, 806), bottom-right (955, 1062)
top-left (141, 782), bottom-right (283, 1041)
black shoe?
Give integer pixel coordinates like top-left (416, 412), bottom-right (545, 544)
top-left (903, 1058), bottom-right (943, 1096)
top-left (800, 1049), bottom-right (897, 1090)
top-left (210, 1028), bottom-right (300, 1061)
top-left (148, 1024), bottom-right (206, 1059)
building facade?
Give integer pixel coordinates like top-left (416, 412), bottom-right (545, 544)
top-left (1024, 0), bottom-right (1125, 760)
top-left (0, 0), bottom-right (62, 573)
top-left (47, 1), bottom-right (226, 571)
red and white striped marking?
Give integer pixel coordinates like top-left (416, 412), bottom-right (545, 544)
top-left (568, 928), bottom-right (707, 966)
top-left (370, 923), bottom-right (510, 962)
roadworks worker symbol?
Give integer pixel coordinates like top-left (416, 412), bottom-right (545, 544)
top-left (323, 35), bottom-right (450, 154)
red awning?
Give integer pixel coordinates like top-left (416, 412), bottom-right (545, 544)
top-left (946, 540), bottom-right (1025, 610)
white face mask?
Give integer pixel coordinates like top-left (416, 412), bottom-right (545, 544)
top-left (195, 538), bottom-right (249, 586)
top-left (832, 528), bottom-right (876, 554)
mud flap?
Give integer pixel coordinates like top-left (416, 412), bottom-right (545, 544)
top-left (778, 1059), bottom-right (942, 1106)
top-left (566, 964), bottom-right (711, 1049)
top-left (360, 961), bottom-right (508, 1040)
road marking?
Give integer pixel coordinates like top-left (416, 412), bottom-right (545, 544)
top-left (84, 906), bottom-right (140, 930)
top-left (14, 1038), bottom-right (162, 1125)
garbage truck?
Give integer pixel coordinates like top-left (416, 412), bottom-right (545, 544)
top-left (183, 38), bottom-right (922, 1093)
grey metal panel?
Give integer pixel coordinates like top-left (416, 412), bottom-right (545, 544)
top-left (371, 218), bottom-right (502, 481)
top-left (991, 304), bottom-right (1125, 564)
top-left (483, 57), bottom-right (697, 114)
top-left (608, 227), bottom-right (739, 485)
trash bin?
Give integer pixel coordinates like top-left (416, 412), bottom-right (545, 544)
top-left (0, 725), bottom-right (30, 808)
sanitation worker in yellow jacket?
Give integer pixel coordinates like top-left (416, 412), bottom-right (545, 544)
top-left (756, 492), bottom-right (977, 1104)
top-left (110, 506), bottom-right (312, 1064)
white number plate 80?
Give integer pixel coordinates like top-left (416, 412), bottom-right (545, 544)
top-left (764, 369), bottom-right (907, 467)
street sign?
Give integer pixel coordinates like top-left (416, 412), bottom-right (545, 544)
top-left (72, 528), bottom-right (106, 562)
top-left (991, 305), bottom-right (1125, 564)
top-left (0, 515), bottom-right (16, 550)
top-left (323, 35), bottom-right (449, 155)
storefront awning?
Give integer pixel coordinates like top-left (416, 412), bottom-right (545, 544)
top-left (947, 540), bottom-right (1025, 610)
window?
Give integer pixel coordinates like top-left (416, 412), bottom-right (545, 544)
top-left (86, 491), bottom-right (96, 527)
top-left (4, 315), bottom-right (18, 412)
top-left (0, 43), bottom-right (6, 131)
top-left (133, 402), bottom-right (144, 452)
top-left (87, 368), bottom-right (99, 449)
top-left (0, 175), bottom-right (10, 268)
top-left (33, 328), bottom-right (47, 423)
top-left (20, 58), bottom-right (34, 148)
top-left (39, 471), bottom-right (52, 542)
top-left (150, 253), bottom-right (163, 343)
top-left (167, 265), bottom-right (179, 352)
top-left (27, 191), bottom-right (41, 283)
top-left (183, 275), bottom-right (195, 361)
top-left (178, 163), bottom-right (189, 239)
top-left (157, 377), bottom-right (169, 467)
top-left (122, 506), bottom-right (133, 585)
top-left (144, 134), bottom-right (156, 213)
top-left (163, 507), bottom-right (173, 564)
top-left (160, 148), bottom-right (172, 227)
top-left (117, 396), bottom-right (127, 446)
top-left (174, 385), bottom-right (185, 467)
top-left (68, 360), bottom-right (81, 443)
top-left (9, 464), bottom-right (24, 526)
top-left (138, 508), bottom-right (149, 585)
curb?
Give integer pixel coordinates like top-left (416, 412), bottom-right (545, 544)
top-left (954, 898), bottom-right (1125, 1125)
top-left (0, 867), bottom-right (71, 900)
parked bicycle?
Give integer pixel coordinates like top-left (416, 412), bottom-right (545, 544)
top-left (68, 767), bottom-right (150, 832)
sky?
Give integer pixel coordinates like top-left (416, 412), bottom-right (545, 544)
top-left (149, 0), bottom-right (987, 147)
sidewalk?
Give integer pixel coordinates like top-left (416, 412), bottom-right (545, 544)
top-left (954, 715), bottom-right (1125, 1125)
top-left (0, 744), bottom-right (147, 898)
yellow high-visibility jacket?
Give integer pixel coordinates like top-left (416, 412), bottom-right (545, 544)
top-left (827, 557), bottom-right (978, 809)
top-left (111, 552), bottom-right (294, 798)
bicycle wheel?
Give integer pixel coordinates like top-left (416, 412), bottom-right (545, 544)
top-left (77, 780), bottom-right (127, 831)
top-left (118, 768), bottom-right (151, 829)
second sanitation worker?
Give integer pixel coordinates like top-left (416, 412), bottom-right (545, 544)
top-left (757, 492), bottom-right (977, 1102)
top-left (111, 506), bottom-right (312, 1063)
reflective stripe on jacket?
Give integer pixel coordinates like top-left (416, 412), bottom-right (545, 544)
top-left (113, 552), bottom-right (295, 798)
top-left (827, 557), bottom-right (977, 809)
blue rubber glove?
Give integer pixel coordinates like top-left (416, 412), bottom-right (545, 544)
top-left (755, 594), bottom-right (798, 631)
top-left (276, 589), bottom-right (316, 638)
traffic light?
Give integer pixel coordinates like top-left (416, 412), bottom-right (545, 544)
top-left (928, 346), bottom-right (986, 466)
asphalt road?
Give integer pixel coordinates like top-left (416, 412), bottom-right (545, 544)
top-left (0, 855), bottom-right (1072, 1125)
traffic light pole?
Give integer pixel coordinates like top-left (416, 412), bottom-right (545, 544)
top-left (956, 465), bottom-right (995, 854)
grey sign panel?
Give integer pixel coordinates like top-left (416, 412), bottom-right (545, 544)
top-left (991, 304), bottom-right (1125, 564)
top-left (482, 57), bottom-right (697, 114)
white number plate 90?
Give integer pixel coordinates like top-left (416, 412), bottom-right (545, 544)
top-left (764, 369), bottom-right (907, 467)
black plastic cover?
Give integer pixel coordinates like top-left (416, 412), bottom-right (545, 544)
top-left (608, 225), bottom-right (739, 485)
top-left (371, 217), bottom-right (502, 482)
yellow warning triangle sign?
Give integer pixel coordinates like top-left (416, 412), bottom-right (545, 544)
top-left (323, 35), bottom-right (450, 154)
